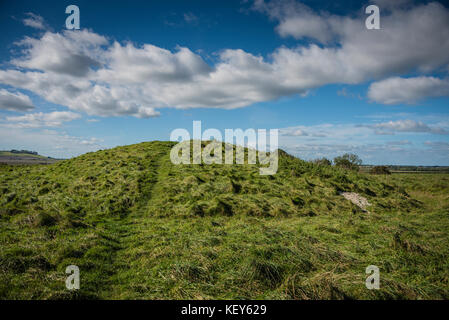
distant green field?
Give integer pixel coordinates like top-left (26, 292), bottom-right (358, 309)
top-left (0, 141), bottom-right (448, 299)
top-left (0, 151), bottom-right (48, 159)
top-left (360, 165), bottom-right (449, 174)
top-left (0, 151), bottom-right (57, 165)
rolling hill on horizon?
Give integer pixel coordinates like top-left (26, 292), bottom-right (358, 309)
top-left (0, 140), bottom-right (448, 299)
top-left (0, 150), bottom-right (60, 165)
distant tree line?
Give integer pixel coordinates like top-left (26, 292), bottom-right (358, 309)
top-left (10, 149), bottom-right (38, 155)
top-left (311, 153), bottom-right (391, 174)
top-left (385, 165), bottom-right (449, 172)
top-left (369, 165), bottom-right (391, 175)
top-left (312, 153), bottom-right (362, 171)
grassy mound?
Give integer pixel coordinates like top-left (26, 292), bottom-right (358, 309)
top-left (0, 141), bottom-right (447, 299)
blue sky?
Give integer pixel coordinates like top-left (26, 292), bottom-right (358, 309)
top-left (0, 0), bottom-right (448, 165)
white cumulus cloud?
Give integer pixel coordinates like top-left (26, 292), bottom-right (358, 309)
top-left (5, 111), bottom-right (81, 128)
top-left (0, 89), bottom-right (35, 112)
top-left (22, 12), bottom-right (47, 30)
top-left (0, 1), bottom-right (449, 117)
top-left (364, 119), bottom-right (448, 135)
top-left (368, 76), bottom-right (449, 104)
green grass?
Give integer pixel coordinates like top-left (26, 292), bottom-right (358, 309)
top-left (0, 141), bottom-right (448, 299)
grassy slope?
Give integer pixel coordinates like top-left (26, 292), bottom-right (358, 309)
top-left (0, 141), bottom-right (448, 299)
